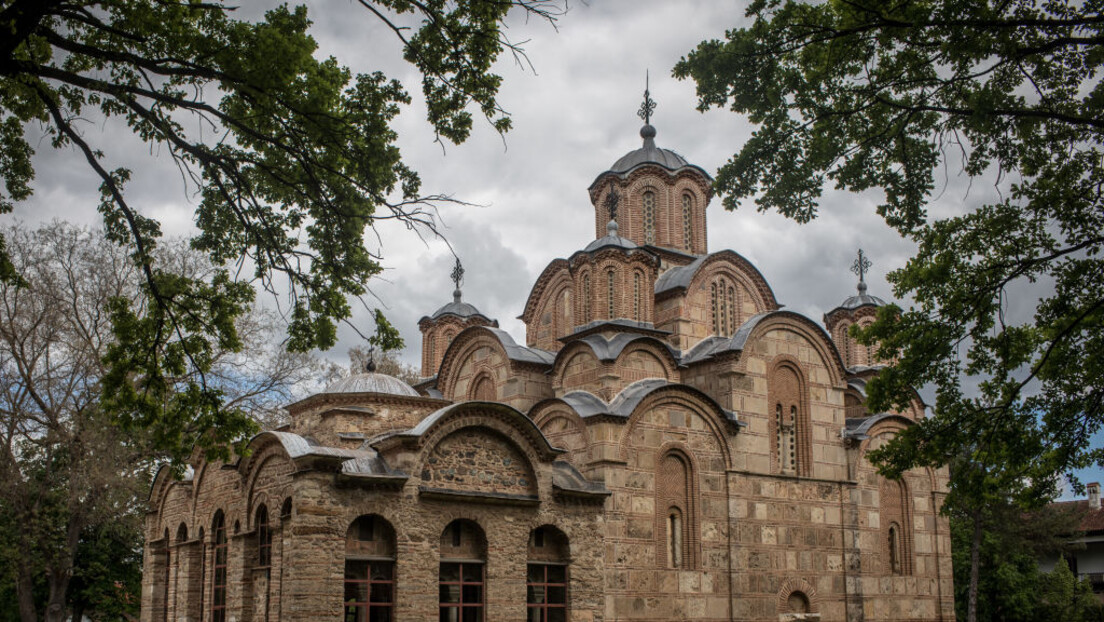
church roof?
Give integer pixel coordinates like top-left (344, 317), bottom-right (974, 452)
top-left (590, 124), bottom-right (712, 189)
top-left (582, 219), bottom-right (639, 253)
top-left (423, 289), bottom-right (494, 324)
top-left (834, 291), bottom-right (888, 311)
top-left (323, 372), bottom-right (420, 397)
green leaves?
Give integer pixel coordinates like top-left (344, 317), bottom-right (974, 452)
top-left (680, 0), bottom-right (1104, 502)
top-left (0, 0), bottom-right (561, 462)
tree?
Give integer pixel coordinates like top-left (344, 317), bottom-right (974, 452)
top-left (0, 0), bottom-right (563, 460)
top-left (674, 0), bottom-right (1104, 530)
top-left (1036, 557), bottom-right (1101, 622)
top-left (0, 222), bottom-right (321, 622)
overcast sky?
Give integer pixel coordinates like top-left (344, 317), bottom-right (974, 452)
top-left (9, 1), bottom-right (1098, 494)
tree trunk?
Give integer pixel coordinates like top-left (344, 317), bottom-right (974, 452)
top-left (16, 561), bottom-right (37, 622)
top-left (45, 566), bottom-right (70, 622)
top-left (968, 507), bottom-right (982, 622)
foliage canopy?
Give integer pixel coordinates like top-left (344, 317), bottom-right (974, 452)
top-left (676, 0), bottom-right (1104, 494)
top-left (0, 0), bottom-right (561, 460)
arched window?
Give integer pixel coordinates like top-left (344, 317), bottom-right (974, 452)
top-left (727, 286), bottom-right (736, 335)
top-left (470, 373), bottom-right (496, 401)
top-left (643, 190), bottom-right (656, 244)
top-left (281, 498), bottom-right (292, 520)
top-left (345, 515), bottom-right (396, 622)
top-left (527, 526), bottom-right (569, 621)
top-left (888, 523), bottom-right (901, 575)
top-left (256, 505), bottom-right (271, 568)
top-left (880, 478), bottom-right (912, 575)
top-left (582, 274), bottom-right (591, 323)
top-left (787, 591), bottom-right (811, 614)
top-left (607, 269), bottom-right (616, 318)
top-left (440, 520), bottom-right (486, 621)
top-left (211, 511), bottom-right (228, 622)
top-left (710, 283), bottom-right (719, 334)
top-left (427, 337), bottom-right (436, 373)
top-left (769, 362), bottom-right (810, 476)
top-left (633, 272), bottom-right (642, 321)
top-left (682, 193), bottom-right (693, 251)
top-left (565, 289), bottom-right (574, 333)
top-left (177, 523), bottom-right (188, 543)
top-left (656, 451), bottom-right (697, 569)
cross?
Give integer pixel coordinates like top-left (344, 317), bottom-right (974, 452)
top-left (851, 249), bottom-right (872, 283)
top-left (637, 70), bottom-right (656, 125)
top-left (450, 257), bottom-right (464, 291)
top-left (604, 180), bottom-right (620, 223)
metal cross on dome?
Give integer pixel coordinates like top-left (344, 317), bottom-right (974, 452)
top-left (450, 257), bottom-right (465, 291)
top-left (637, 70), bottom-right (656, 125)
top-left (604, 180), bottom-right (620, 223)
top-left (851, 249), bottom-right (872, 283)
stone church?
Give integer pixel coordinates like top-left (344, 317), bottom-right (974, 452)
top-left (142, 99), bottom-right (955, 621)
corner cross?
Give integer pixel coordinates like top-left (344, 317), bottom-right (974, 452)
top-left (637, 70), bottom-right (656, 125)
top-left (850, 249), bottom-right (872, 283)
top-left (604, 181), bottom-right (620, 223)
top-left (450, 257), bottom-right (465, 291)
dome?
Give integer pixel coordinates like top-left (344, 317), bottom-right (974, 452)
top-left (836, 293), bottom-right (887, 310)
top-left (583, 219), bottom-right (639, 252)
top-left (609, 124), bottom-right (691, 173)
top-left (425, 289), bottom-right (493, 322)
top-left (323, 372), bottom-right (420, 397)
top-left (833, 280), bottom-right (886, 311)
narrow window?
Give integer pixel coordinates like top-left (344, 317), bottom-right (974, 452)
top-left (633, 272), bottom-right (641, 321)
top-left (727, 287), bottom-right (736, 335)
top-left (211, 512), bottom-right (228, 622)
top-left (345, 515), bottom-right (396, 622)
top-left (440, 520), bottom-right (486, 622)
top-left (888, 524), bottom-right (901, 575)
top-left (710, 283), bottom-right (719, 334)
top-left (528, 526), bottom-right (570, 622)
top-left (257, 505), bottom-right (271, 568)
top-left (682, 193), bottom-right (693, 250)
top-left (607, 269), bottom-right (615, 318)
top-left (775, 403), bottom-right (784, 471)
top-left (788, 406), bottom-right (798, 472)
top-left (667, 509), bottom-right (683, 569)
top-left (427, 337), bottom-right (436, 373)
top-left (643, 191), bottom-right (656, 244)
top-left (657, 452), bottom-right (696, 569)
top-left (718, 281), bottom-right (728, 336)
top-left (582, 274), bottom-right (591, 323)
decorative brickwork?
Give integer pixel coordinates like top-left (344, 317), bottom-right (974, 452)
top-left (768, 357), bottom-right (812, 477)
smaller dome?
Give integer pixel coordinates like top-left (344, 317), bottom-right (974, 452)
top-left (323, 372), bottom-right (419, 397)
top-left (427, 289), bottom-right (493, 322)
top-left (584, 219), bottom-right (639, 252)
top-left (836, 293), bottom-right (887, 310)
top-left (834, 281), bottom-right (886, 311)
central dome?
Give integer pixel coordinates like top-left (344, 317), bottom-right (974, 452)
top-left (608, 124), bottom-right (690, 173)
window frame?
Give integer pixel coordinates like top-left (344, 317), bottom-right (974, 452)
top-left (526, 562), bottom-right (568, 622)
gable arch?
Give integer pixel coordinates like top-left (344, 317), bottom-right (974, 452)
top-left (736, 311), bottom-right (849, 388)
top-left (521, 259), bottom-right (570, 325)
top-left (669, 250), bottom-right (779, 312)
top-left (615, 384), bottom-right (734, 470)
top-left (615, 341), bottom-right (678, 381)
top-left (436, 326), bottom-right (511, 400)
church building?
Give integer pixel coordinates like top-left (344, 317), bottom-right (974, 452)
top-left (142, 93), bottom-right (955, 621)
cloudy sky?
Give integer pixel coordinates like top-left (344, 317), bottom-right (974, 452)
top-left (10, 1), bottom-right (1098, 493)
